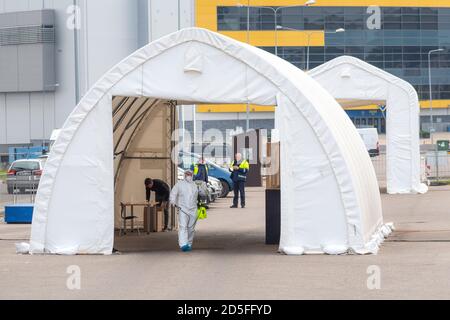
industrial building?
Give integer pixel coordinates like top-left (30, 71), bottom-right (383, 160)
top-left (2, 0), bottom-right (450, 165)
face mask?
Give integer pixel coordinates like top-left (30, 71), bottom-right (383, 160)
top-left (185, 176), bottom-right (193, 182)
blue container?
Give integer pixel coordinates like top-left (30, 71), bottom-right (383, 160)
top-left (4, 204), bottom-right (34, 224)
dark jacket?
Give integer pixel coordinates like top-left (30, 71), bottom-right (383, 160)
top-left (146, 179), bottom-right (171, 202)
top-left (230, 160), bottom-right (250, 183)
top-left (193, 163), bottom-right (209, 183)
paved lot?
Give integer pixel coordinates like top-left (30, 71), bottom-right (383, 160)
top-left (1, 186), bottom-right (450, 300)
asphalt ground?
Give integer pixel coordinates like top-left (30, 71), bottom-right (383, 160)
top-left (1, 186), bottom-right (450, 300)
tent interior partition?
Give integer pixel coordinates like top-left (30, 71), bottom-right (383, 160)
top-left (29, 28), bottom-right (392, 256)
top-left (309, 56), bottom-right (428, 195)
top-left (113, 97), bottom-right (177, 229)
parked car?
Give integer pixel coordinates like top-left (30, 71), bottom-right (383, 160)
top-left (357, 128), bottom-right (380, 158)
top-left (6, 158), bottom-right (47, 194)
top-left (208, 176), bottom-right (223, 201)
top-left (178, 151), bottom-right (233, 198)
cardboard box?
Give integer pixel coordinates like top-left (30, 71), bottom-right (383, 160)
top-left (154, 207), bottom-right (164, 232)
top-left (144, 206), bottom-right (164, 233)
top-left (266, 142), bottom-right (280, 190)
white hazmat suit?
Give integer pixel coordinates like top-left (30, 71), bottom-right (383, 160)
top-left (170, 178), bottom-right (199, 248)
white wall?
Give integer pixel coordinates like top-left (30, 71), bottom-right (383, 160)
top-left (0, 0), bottom-right (144, 148)
top-left (148, 0), bottom-right (194, 41)
top-left (0, 93), bottom-right (6, 145)
top-left (5, 93), bottom-right (31, 144)
top-left (77, 0), bottom-right (140, 94)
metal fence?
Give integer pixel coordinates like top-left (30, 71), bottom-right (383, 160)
top-left (1, 172), bottom-right (38, 210)
top-left (6, 182), bottom-right (38, 204)
top-left (371, 153), bottom-right (387, 187)
top-left (424, 151), bottom-right (450, 183)
top-left (371, 151), bottom-right (450, 187)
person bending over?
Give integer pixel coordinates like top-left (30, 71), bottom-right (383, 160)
top-left (145, 178), bottom-right (171, 231)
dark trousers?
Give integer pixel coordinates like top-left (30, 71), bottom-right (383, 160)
top-left (156, 195), bottom-right (170, 229)
top-left (233, 181), bottom-right (246, 207)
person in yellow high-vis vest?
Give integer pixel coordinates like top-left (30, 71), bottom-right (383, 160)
top-left (192, 158), bottom-right (209, 183)
top-left (229, 153), bottom-right (250, 209)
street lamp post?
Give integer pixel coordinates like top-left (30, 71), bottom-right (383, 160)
top-left (428, 48), bottom-right (444, 135)
top-left (245, 0), bottom-right (250, 132)
top-left (307, 28), bottom-right (345, 70)
top-left (42, 83), bottom-right (60, 150)
top-left (238, 1), bottom-right (316, 56)
top-left (277, 26), bottom-right (346, 69)
top-left (237, 1), bottom-right (316, 131)
top-left (176, 0), bottom-right (186, 147)
top-left (277, 26), bottom-right (345, 70)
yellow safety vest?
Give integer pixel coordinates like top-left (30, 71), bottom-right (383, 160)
top-left (230, 160), bottom-right (250, 171)
top-left (193, 164), bottom-right (209, 175)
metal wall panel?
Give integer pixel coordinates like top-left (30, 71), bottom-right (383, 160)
top-left (0, 93), bottom-right (6, 144)
top-left (3, 0), bottom-right (29, 13)
top-left (18, 44), bottom-right (44, 91)
top-left (5, 93), bottom-right (30, 144)
top-left (0, 9), bottom-right (55, 93)
top-left (150, 0), bottom-right (180, 41)
top-left (29, 92), bottom-right (44, 140)
top-left (0, 46), bottom-right (18, 91)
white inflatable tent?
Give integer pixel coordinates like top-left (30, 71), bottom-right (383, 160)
top-left (30, 28), bottom-right (392, 256)
top-left (309, 56), bottom-right (428, 195)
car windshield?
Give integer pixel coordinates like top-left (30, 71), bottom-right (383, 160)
top-left (11, 161), bottom-right (40, 171)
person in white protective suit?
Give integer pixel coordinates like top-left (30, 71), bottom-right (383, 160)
top-left (170, 170), bottom-right (200, 252)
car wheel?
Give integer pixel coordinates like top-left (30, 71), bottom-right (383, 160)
top-left (7, 185), bottom-right (14, 195)
top-left (219, 180), bottom-right (230, 198)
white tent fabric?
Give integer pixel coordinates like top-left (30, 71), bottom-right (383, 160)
top-left (309, 56), bottom-right (428, 195)
top-left (30, 28), bottom-right (392, 255)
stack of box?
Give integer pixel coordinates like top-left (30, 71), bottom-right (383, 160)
top-left (266, 142), bottom-right (280, 190)
top-left (144, 206), bottom-right (164, 233)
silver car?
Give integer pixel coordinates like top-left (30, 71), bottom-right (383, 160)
top-left (208, 177), bottom-right (223, 201)
top-left (6, 158), bottom-right (47, 194)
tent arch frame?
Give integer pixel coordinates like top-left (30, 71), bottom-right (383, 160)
top-left (309, 56), bottom-right (428, 194)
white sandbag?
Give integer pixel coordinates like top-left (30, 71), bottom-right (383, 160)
top-left (15, 243), bottom-right (30, 255)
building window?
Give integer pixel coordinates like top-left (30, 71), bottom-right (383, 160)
top-left (215, 6), bottom-right (450, 101)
